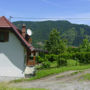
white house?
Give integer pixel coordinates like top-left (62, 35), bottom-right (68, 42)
top-left (0, 16), bottom-right (36, 78)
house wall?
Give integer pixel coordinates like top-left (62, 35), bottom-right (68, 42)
top-left (0, 31), bottom-right (26, 77)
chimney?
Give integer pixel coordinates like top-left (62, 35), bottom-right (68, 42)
top-left (22, 24), bottom-right (26, 38)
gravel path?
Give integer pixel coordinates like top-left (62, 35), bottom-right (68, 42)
top-left (10, 69), bottom-right (90, 90)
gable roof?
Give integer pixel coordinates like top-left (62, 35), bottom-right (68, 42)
top-left (0, 16), bottom-right (34, 51)
top-left (0, 16), bottom-right (11, 28)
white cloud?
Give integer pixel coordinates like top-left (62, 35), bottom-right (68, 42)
top-left (65, 13), bottom-right (90, 25)
top-left (34, 12), bottom-right (90, 25)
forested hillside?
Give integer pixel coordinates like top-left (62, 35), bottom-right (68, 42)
top-left (13, 20), bottom-right (90, 48)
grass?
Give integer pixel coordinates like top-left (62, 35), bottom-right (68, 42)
top-left (0, 83), bottom-right (48, 90)
top-left (56, 71), bottom-right (79, 78)
top-left (50, 61), bottom-right (57, 68)
top-left (81, 73), bottom-right (90, 81)
top-left (56, 71), bottom-right (83, 78)
top-left (0, 87), bottom-right (48, 90)
top-left (11, 64), bottom-right (90, 83)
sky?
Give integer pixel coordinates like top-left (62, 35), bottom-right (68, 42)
top-left (0, 0), bottom-right (90, 25)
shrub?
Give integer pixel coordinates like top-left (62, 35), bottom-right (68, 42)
top-left (57, 57), bottom-right (67, 67)
top-left (36, 56), bottom-right (44, 63)
top-left (68, 46), bottom-right (79, 53)
top-left (73, 52), bottom-right (90, 64)
top-left (45, 54), bottom-right (57, 62)
top-left (59, 52), bottom-right (73, 60)
top-left (67, 59), bottom-right (79, 66)
top-left (58, 52), bottom-right (90, 64)
top-left (42, 60), bottom-right (50, 68)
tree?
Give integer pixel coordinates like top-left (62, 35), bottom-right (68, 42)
top-left (79, 38), bottom-right (90, 52)
top-left (45, 29), bottom-right (67, 54)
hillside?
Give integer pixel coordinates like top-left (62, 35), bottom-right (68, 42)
top-left (13, 21), bottom-right (90, 48)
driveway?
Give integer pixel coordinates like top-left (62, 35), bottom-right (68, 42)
top-left (10, 69), bottom-right (90, 90)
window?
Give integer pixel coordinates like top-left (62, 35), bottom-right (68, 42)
top-left (0, 31), bottom-right (9, 42)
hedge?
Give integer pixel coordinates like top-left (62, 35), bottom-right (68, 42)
top-left (59, 52), bottom-right (90, 64)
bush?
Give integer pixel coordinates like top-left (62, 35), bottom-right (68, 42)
top-left (36, 52), bottom-right (90, 68)
top-left (72, 52), bottom-right (90, 64)
top-left (45, 54), bottom-right (57, 62)
top-left (36, 56), bottom-right (44, 63)
top-left (58, 52), bottom-right (90, 64)
top-left (57, 57), bottom-right (67, 67)
top-left (67, 59), bottom-right (79, 66)
top-left (42, 60), bottom-right (50, 68)
top-left (59, 52), bottom-right (73, 60)
top-left (67, 46), bottom-right (79, 53)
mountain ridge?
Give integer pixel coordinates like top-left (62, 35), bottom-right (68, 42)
top-left (13, 20), bottom-right (90, 48)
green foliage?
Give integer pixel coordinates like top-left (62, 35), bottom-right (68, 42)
top-left (50, 61), bottom-right (57, 68)
top-left (42, 60), bottom-right (50, 68)
top-left (36, 56), bottom-right (44, 63)
top-left (45, 54), bottom-right (57, 62)
top-left (73, 52), bottom-right (90, 64)
top-left (67, 46), bottom-right (79, 53)
top-left (80, 38), bottom-right (90, 52)
top-left (57, 57), bottom-right (67, 67)
top-left (58, 52), bottom-right (73, 59)
top-left (56, 52), bottom-right (90, 64)
top-left (36, 55), bottom-right (51, 68)
top-left (37, 51), bottom-right (90, 68)
top-left (62, 27), bottom-right (77, 45)
top-left (67, 59), bottom-right (79, 66)
top-left (45, 29), bottom-right (67, 54)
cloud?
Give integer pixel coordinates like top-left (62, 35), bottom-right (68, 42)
top-left (35, 12), bottom-right (90, 25)
top-left (65, 13), bottom-right (90, 25)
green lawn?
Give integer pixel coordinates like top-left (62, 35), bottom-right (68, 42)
top-left (0, 87), bottom-right (48, 90)
top-left (0, 83), bottom-right (48, 90)
top-left (11, 64), bottom-right (90, 83)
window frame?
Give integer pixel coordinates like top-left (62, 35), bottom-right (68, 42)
top-left (0, 30), bottom-right (9, 42)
